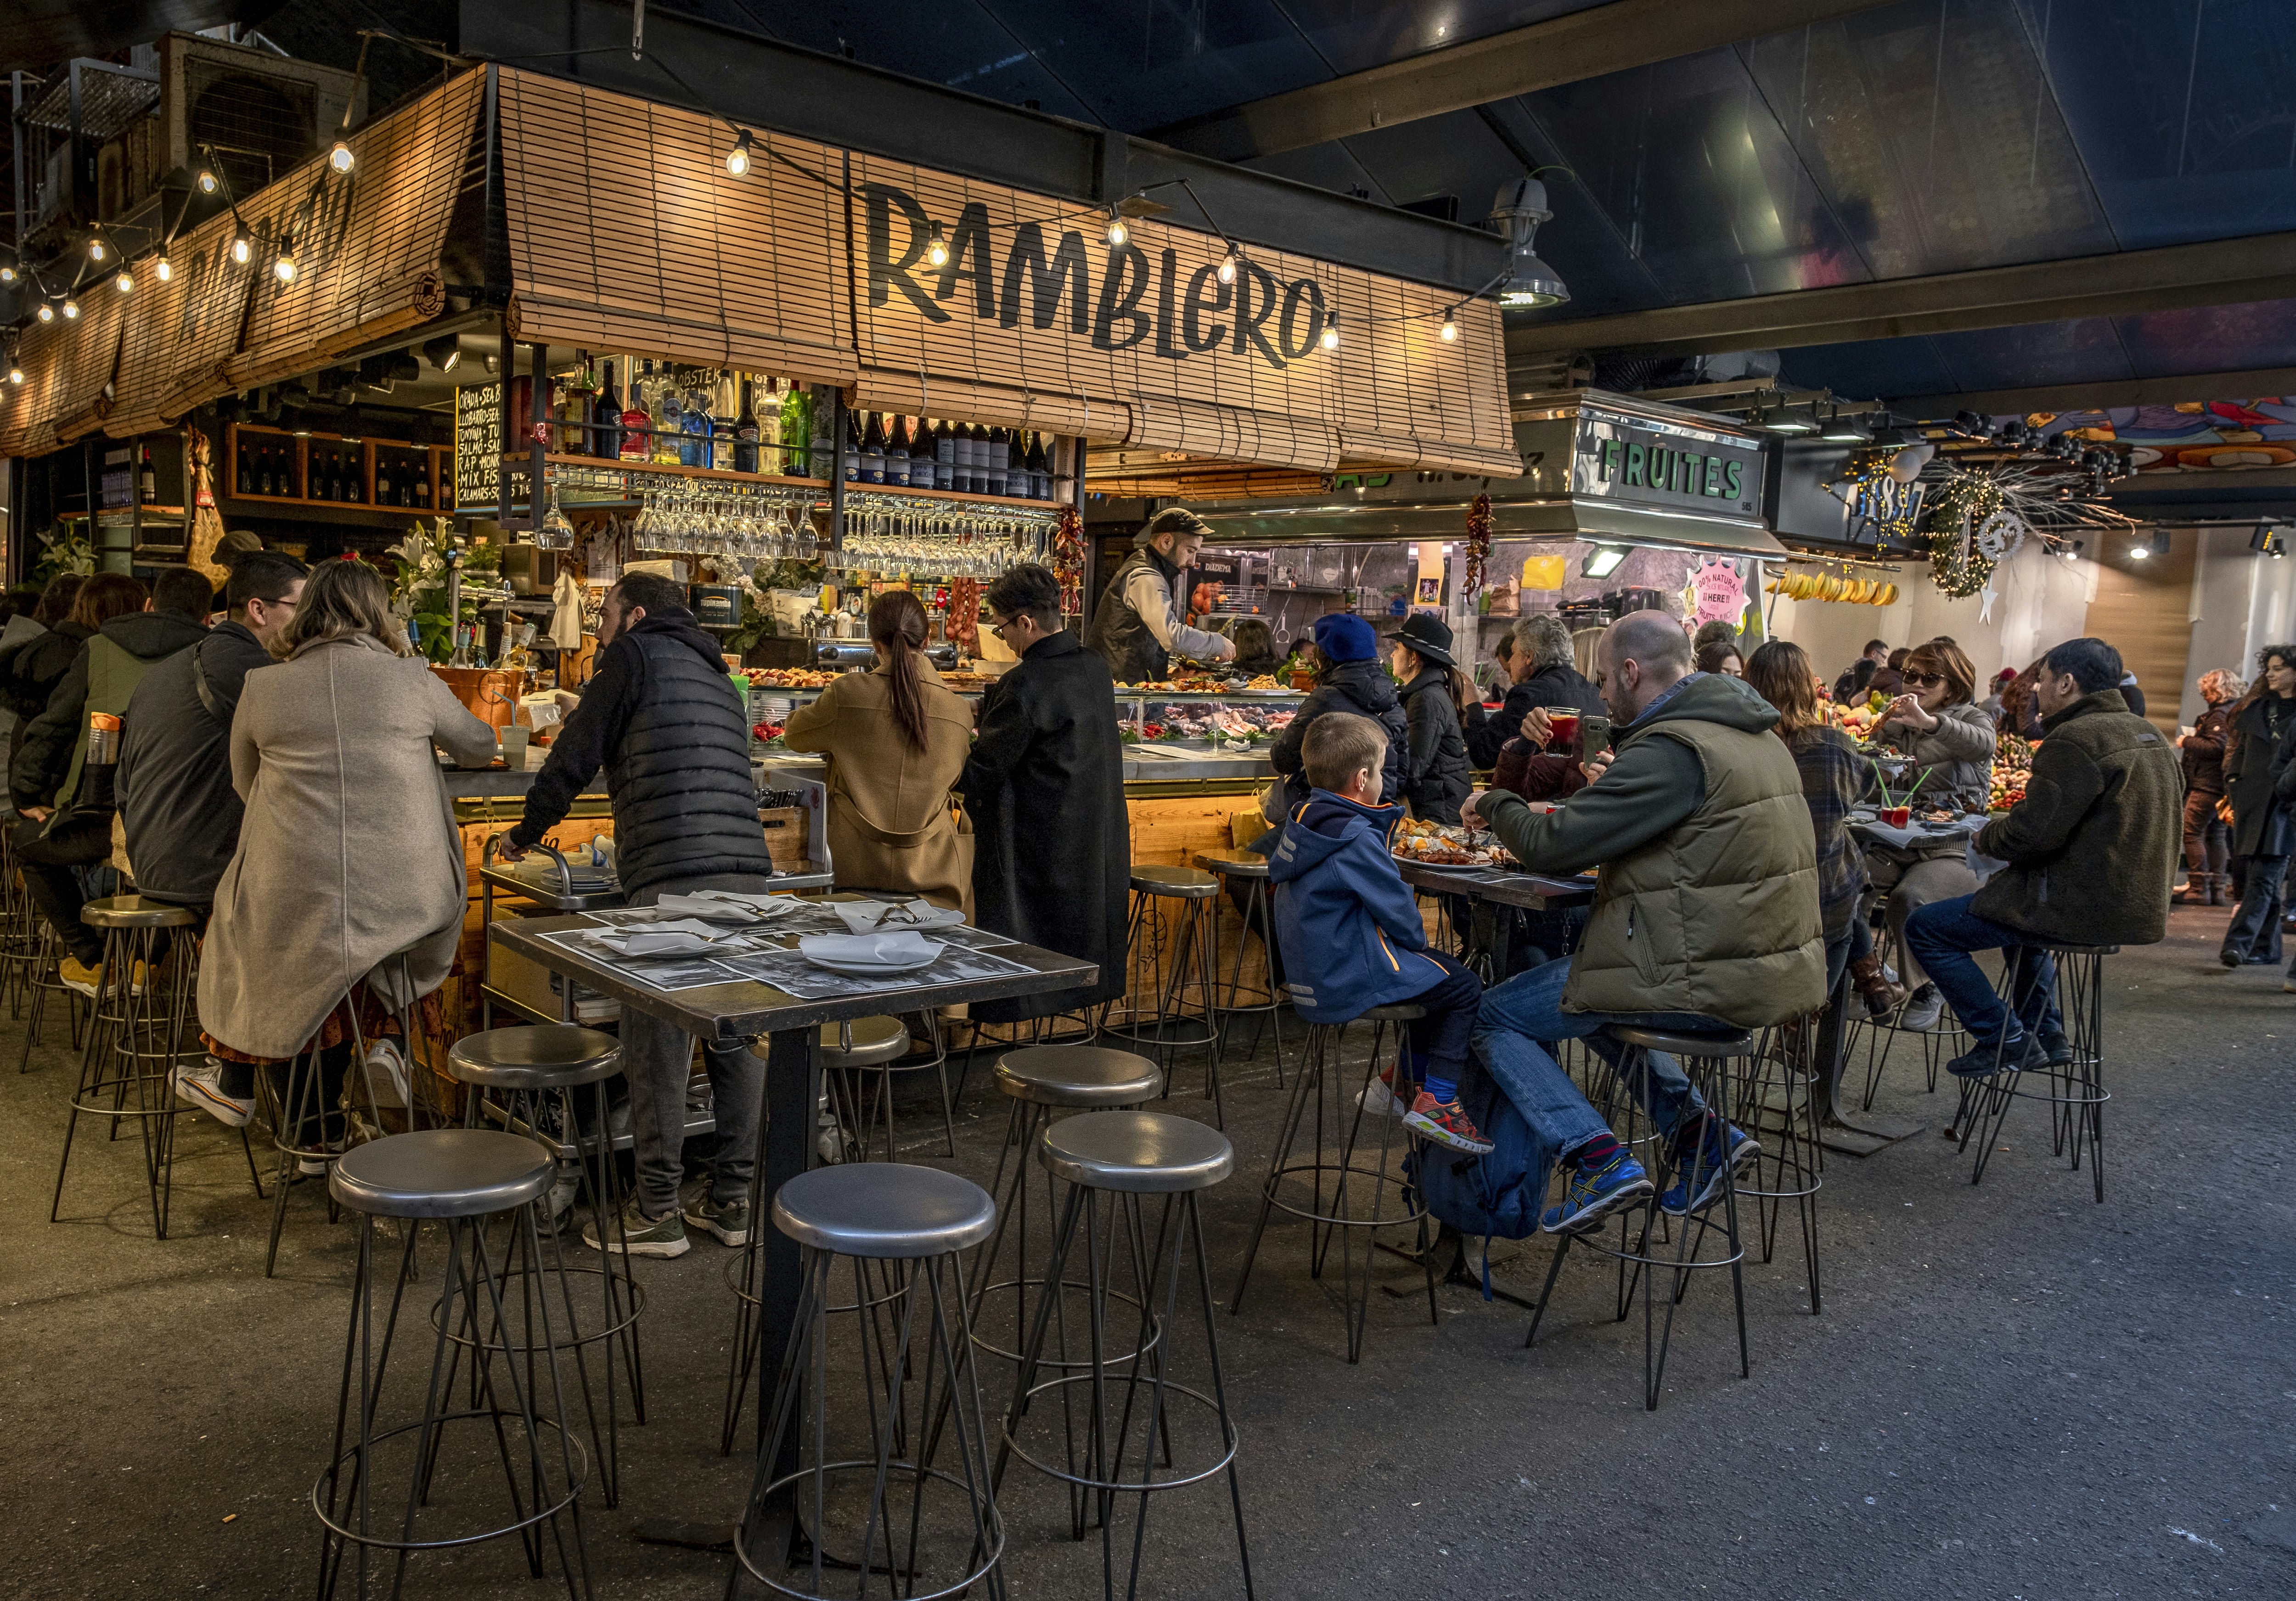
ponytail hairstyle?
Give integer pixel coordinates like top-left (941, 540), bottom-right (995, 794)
top-left (869, 589), bottom-right (932, 751)
top-left (1443, 664), bottom-right (1475, 720)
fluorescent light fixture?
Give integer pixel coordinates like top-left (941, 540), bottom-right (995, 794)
top-left (1581, 544), bottom-right (1627, 579)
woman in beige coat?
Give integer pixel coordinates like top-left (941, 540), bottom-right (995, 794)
top-left (782, 590), bottom-right (973, 910)
top-left (198, 561), bottom-right (496, 1130)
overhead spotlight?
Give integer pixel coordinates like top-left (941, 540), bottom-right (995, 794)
top-left (1765, 407), bottom-right (1816, 434)
top-left (230, 223), bottom-right (252, 265)
top-left (329, 138), bottom-right (355, 174)
top-left (1490, 176), bottom-right (1570, 308)
top-left (725, 129), bottom-right (753, 178)
top-left (924, 223), bottom-right (949, 268)
top-left (36, 302), bottom-right (55, 323)
top-left (196, 165), bottom-right (219, 194)
top-left (2127, 541), bottom-right (2149, 561)
top-left (61, 298), bottom-right (79, 320)
top-left (385, 350), bottom-right (422, 382)
top-left (153, 253), bottom-right (173, 282)
top-left (1581, 544), bottom-right (1627, 579)
top-left (1997, 418), bottom-right (2029, 446)
top-left (421, 333), bottom-right (464, 372)
top-left (2250, 523), bottom-right (2274, 553)
top-left (1440, 307), bottom-right (1459, 342)
top-left (1818, 409), bottom-right (1870, 443)
top-left (1320, 311), bottom-right (1340, 351)
top-left (88, 236), bottom-right (107, 263)
top-left (273, 237), bottom-right (297, 282)
top-left (114, 270), bottom-right (133, 293)
top-left (1105, 209), bottom-right (1128, 248)
top-left (1217, 245), bottom-right (1241, 286)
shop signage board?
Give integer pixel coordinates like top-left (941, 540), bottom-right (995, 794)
top-left (455, 382), bottom-right (503, 512)
top-left (1572, 401), bottom-right (1765, 520)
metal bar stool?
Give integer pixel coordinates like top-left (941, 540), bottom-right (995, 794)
top-left (1193, 852), bottom-right (1289, 1085)
top-left (11, 920), bottom-right (88, 1073)
top-left (994, 1110), bottom-right (1252, 1601)
top-left (49, 895), bottom-right (208, 1238)
top-left (0, 820), bottom-right (51, 1022)
top-left (1852, 921), bottom-right (1968, 1109)
top-left (734, 1163), bottom-right (1005, 1601)
top-left (316, 1129), bottom-right (592, 1601)
top-left (1736, 1014), bottom-right (1825, 1315)
top-left (827, 1014), bottom-right (961, 1163)
top-left (448, 1025), bottom-right (645, 1509)
top-left (1953, 943), bottom-right (2112, 1202)
top-left (260, 990), bottom-right (394, 1277)
top-left (1527, 1025), bottom-right (1756, 1410)
top-left (1227, 1004), bottom-right (1439, 1364)
top-left (1104, 867), bottom-right (1227, 1125)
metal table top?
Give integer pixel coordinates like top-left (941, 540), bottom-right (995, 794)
top-left (1396, 859), bottom-right (1598, 910)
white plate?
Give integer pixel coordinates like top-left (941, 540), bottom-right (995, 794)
top-left (806, 952), bottom-right (943, 975)
top-left (1235, 687), bottom-right (1299, 696)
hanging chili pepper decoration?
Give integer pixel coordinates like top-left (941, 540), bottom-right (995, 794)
top-left (1464, 493), bottom-right (1494, 595)
top-left (1053, 504), bottom-right (1086, 617)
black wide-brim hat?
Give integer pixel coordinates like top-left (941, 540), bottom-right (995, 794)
top-left (1390, 610), bottom-right (1457, 668)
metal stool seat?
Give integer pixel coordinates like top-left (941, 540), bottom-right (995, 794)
top-left (1196, 851), bottom-right (1291, 1084)
top-left (993, 1111), bottom-right (1253, 1597)
top-left (449, 1025), bottom-right (645, 1508)
top-left (996, 1045), bottom-right (1163, 1106)
top-left (1529, 1023), bottom-right (1759, 1410)
top-left (817, 1015), bottom-right (910, 1067)
top-left (316, 1130), bottom-right (591, 1599)
top-left (1229, 1002), bottom-right (1436, 1364)
top-left (817, 1014), bottom-right (961, 1162)
top-left (736, 1163), bottom-right (1006, 1601)
top-left (51, 894), bottom-right (224, 1240)
top-left (1953, 942), bottom-right (2113, 1202)
top-left (1109, 870), bottom-right (1227, 1124)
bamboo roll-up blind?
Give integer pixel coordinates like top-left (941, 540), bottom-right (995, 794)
top-left (48, 286), bottom-right (131, 444)
top-left (852, 370), bottom-right (1127, 443)
top-left (497, 68), bottom-right (856, 387)
top-left (1126, 395), bottom-right (1341, 474)
top-left (1335, 427), bottom-right (1526, 477)
top-left (107, 199), bottom-right (254, 437)
top-left (0, 315), bottom-right (73, 458)
top-left (229, 72), bottom-right (479, 393)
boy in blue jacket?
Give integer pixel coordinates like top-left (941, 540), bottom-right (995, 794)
top-left (1268, 712), bottom-right (1491, 1153)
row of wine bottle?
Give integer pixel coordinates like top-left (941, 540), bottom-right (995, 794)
top-left (234, 439), bottom-right (436, 507)
top-left (540, 359), bottom-right (1067, 500)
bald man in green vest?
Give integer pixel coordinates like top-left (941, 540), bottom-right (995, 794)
top-left (1458, 610), bottom-right (1827, 1234)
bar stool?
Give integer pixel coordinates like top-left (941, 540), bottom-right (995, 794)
top-left (0, 821), bottom-right (46, 1021)
top-left (995, 1110), bottom-right (1253, 1600)
top-left (1194, 852), bottom-right (1289, 1084)
top-left (261, 992), bottom-right (393, 1277)
top-left (11, 921), bottom-right (86, 1073)
top-left (1737, 1014), bottom-right (1824, 1315)
top-left (1527, 1024), bottom-right (1756, 1411)
top-left (316, 1129), bottom-right (591, 1600)
top-left (448, 1025), bottom-right (644, 1508)
top-left (1105, 866), bottom-right (1226, 1125)
top-left (1852, 922), bottom-right (1968, 1108)
top-left (815, 1016), bottom-right (921, 1162)
top-left (1227, 1004), bottom-right (1439, 1364)
top-left (49, 895), bottom-right (206, 1238)
top-left (1954, 943), bottom-right (2112, 1202)
top-left (733, 1163), bottom-right (1004, 1601)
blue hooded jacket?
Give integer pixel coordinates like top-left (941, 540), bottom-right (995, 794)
top-left (1267, 789), bottom-right (1450, 1021)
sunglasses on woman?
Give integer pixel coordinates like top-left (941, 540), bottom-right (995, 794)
top-left (1904, 670), bottom-right (1947, 688)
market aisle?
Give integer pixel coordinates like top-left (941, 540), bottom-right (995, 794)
top-left (1, 899), bottom-right (2289, 1601)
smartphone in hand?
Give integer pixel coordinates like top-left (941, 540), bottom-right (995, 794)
top-left (1581, 713), bottom-right (1612, 755)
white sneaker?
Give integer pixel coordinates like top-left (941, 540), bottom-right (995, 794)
top-left (1356, 1069), bottom-right (1410, 1119)
top-left (1899, 983), bottom-right (1945, 1032)
top-left (173, 1057), bottom-right (253, 1127)
top-left (364, 1038), bottom-right (411, 1108)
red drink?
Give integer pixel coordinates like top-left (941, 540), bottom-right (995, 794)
top-left (1547, 712), bottom-right (1580, 749)
top-left (1882, 805), bottom-right (1911, 827)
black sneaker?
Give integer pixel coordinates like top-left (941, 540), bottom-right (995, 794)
top-left (683, 1191), bottom-right (751, 1247)
top-left (585, 1194), bottom-right (690, 1258)
top-left (1946, 1034), bottom-right (2045, 1079)
top-left (2036, 1032), bottom-right (2073, 1067)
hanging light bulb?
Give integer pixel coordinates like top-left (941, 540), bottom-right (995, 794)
top-left (924, 222), bottom-right (949, 268)
top-left (1440, 307), bottom-right (1459, 342)
top-left (273, 236), bottom-right (298, 283)
top-left (1217, 246), bottom-right (1240, 286)
top-left (1106, 209), bottom-right (1128, 248)
top-left (6, 359), bottom-right (22, 386)
top-left (329, 138), bottom-right (355, 174)
top-left (0, 261), bottom-right (14, 284)
top-left (36, 302), bottom-right (55, 323)
top-left (88, 236), bottom-right (107, 263)
top-left (197, 166), bottom-right (219, 195)
top-left (114, 269), bottom-right (134, 293)
top-left (1319, 311), bottom-right (1340, 351)
top-left (230, 224), bottom-right (252, 266)
top-left (725, 129), bottom-right (753, 177)
top-left (62, 298), bottom-right (80, 320)
top-left (153, 253), bottom-right (173, 282)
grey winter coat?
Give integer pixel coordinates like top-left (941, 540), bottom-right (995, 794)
top-left (1871, 700), bottom-right (1995, 814)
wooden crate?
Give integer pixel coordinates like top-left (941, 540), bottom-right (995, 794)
top-left (760, 805), bottom-right (809, 869)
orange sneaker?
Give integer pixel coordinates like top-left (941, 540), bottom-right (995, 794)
top-left (1403, 1090), bottom-right (1494, 1155)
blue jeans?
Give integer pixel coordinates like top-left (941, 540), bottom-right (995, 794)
top-left (1471, 955), bottom-right (1727, 1159)
top-left (1902, 893), bottom-right (2063, 1050)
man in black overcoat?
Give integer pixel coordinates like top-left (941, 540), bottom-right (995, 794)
top-left (958, 563), bottom-right (1129, 1022)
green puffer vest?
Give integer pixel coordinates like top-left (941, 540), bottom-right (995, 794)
top-left (1564, 713), bottom-right (1829, 1027)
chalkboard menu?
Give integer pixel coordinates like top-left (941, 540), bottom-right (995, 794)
top-left (455, 382), bottom-right (502, 511)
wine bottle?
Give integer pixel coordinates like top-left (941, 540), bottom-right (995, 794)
top-left (757, 377), bottom-right (783, 474)
top-left (236, 438), bottom-right (252, 494)
top-left (885, 414), bottom-right (912, 487)
top-left (711, 373), bottom-right (738, 471)
top-left (683, 375), bottom-right (712, 468)
top-left (1024, 431), bottom-right (1050, 500)
top-left (139, 444), bottom-right (157, 504)
top-left (654, 369), bottom-right (684, 466)
top-left (861, 411), bottom-right (887, 484)
top-left (950, 421), bottom-right (971, 493)
top-left (414, 456), bottom-right (433, 508)
top-left (909, 418), bottom-right (934, 491)
top-left (621, 362), bottom-right (652, 461)
top-left (812, 387), bottom-right (838, 481)
top-left (376, 455), bottom-right (393, 506)
top-left (593, 360), bottom-right (623, 460)
top-left (735, 379), bottom-right (760, 474)
top-left (985, 427), bottom-right (1010, 497)
top-left (933, 417), bottom-right (956, 491)
top-left (784, 383), bottom-right (814, 477)
top-left (973, 424), bottom-right (994, 494)
top-left (843, 408), bottom-right (862, 483)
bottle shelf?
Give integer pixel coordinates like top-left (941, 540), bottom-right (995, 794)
top-left (225, 423), bottom-right (450, 515)
top-left (502, 453), bottom-right (1070, 512)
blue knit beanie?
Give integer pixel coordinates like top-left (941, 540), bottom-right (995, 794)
top-left (1313, 612), bottom-right (1378, 663)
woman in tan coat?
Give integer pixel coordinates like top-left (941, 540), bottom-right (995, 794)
top-left (782, 590), bottom-right (973, 910)
top-left (198, 560), bottom-right (496, 1145)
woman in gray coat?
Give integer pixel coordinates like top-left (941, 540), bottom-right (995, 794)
top-left (198, 560), bottom-right (496, 1146)
top-left (1863, 640), bottom-right (1997, 1028)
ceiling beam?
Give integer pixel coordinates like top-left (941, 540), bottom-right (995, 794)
top-left (1143, 0), bottom-right (1902, 163)
top-left (1504, 229), bottom-right (2296, 360)
top-left (1891, 368), bottom-right (2296, 419)
top-left (461, 0), bottom-right (1508, 294)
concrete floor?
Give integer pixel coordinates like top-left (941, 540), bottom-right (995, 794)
top-left (3, 899), bottom-right (2292, 1601)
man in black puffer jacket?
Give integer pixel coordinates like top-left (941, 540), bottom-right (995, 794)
top-left (1466, 612), bottom-right (1604, 770)
top-left (1267, 612), bottom-right (1408, 816)
top-left (503, 573), bottom-right (773, 1261)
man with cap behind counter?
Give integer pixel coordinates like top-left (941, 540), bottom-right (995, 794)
top-left (1086, 506), bottom-right (1237, 683)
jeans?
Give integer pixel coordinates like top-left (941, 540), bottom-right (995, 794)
top-left (1471, 955), bottom-right (1728, 1159)
top-left (2182, 790), bottom-right (2229, 877)
top-left (1902, 893), bottom-right (2064, 1050)
top-left (2223, 851), bottom-right (2288, 965)
top-left (620, 873), bottom-right (773, 1218)
top-left (1394, 949), bottom-right (1480, 1088)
